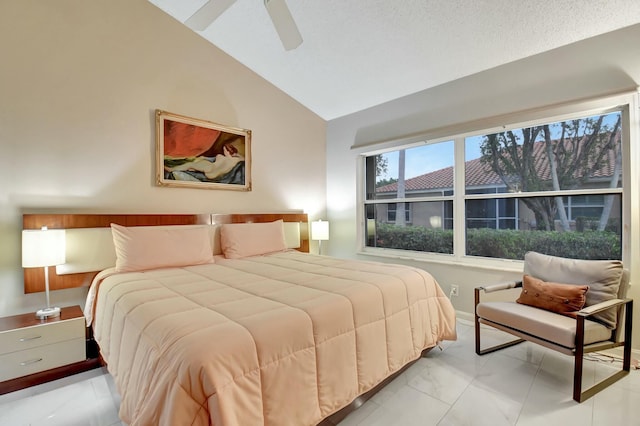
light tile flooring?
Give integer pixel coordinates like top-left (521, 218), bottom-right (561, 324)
top-left (1, 319), bottom-right (639, 425)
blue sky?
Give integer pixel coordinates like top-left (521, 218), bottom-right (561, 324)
top-left (380, 139), bottom-right (481, 181)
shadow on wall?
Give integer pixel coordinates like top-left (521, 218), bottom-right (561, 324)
top-left (352, 65), bottom-right (637, 150)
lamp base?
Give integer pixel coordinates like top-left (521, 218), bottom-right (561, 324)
top-left (36, 306), bottom-right (61, 319)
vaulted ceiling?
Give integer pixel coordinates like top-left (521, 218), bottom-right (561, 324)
top-left (149, 0), bottom-right (640, 120)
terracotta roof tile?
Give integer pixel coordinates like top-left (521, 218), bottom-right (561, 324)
top-left (376, 135), bottom-right (619, 193)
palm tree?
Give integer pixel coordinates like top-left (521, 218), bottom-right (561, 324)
top-left (396, 149), bottom-right (406, 226)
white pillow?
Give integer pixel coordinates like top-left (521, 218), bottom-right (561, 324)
top-left (111, 224), bottom-right (214, 272)
top-left (220, 220), bottom-right (287, 259)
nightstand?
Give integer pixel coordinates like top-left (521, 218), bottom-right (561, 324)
top-left (0, 305), bottom-right (100, 395)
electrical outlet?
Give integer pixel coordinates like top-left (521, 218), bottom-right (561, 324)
top-left (450, 284), bottom-right (459, 297)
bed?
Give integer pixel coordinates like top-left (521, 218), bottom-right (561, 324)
top-left (23, 213), bottom-right (457, 426)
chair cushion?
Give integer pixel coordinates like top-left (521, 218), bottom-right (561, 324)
top-left (477, 301), bottom-right (612, 349)
top-left (516, 275), bottom-right (588, 317)
top-left (523, 251), bottom-right (623, 328)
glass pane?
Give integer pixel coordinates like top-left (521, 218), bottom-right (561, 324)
top-left (498, 219), bottom-right (516, 229)
top-left (570, 195), bottom-right (605, 205)
top-left (465, 111), bottom-right (622, 194)
top-left (498, 198), bottom-right (516, 217)
top-left (466, 199), bottom-right (496, 223)
top-left (366, 141), bottom-right (454, 200)
top-left (466, 218), bottom-right (496, 229)
top-left (443, 202), bottom-right (453, 230)
top-left (570, 207), bottom-right (602, 221)
top-left (465, 195), bottom-right (622, 260)
top-left (365, 201), bottom-right (453, 254)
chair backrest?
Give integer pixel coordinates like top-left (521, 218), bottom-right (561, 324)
top-left (618, 269), bottom-right (630, 299)
top-left (523, 251), bottom-right (624, 329)
top-left (613, 269), bottom-right (630, 342)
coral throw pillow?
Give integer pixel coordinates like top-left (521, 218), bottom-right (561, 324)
top-left (516, 274), bottom-right (589, 317)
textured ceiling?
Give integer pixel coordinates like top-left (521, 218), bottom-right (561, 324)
top-left (149, 0), bottom-right (640, 120)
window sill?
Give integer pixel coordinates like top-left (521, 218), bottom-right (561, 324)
top-left (356, 248), bottom-right (524, 273)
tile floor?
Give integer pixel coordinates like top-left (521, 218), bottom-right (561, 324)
top-left (1, 318), bottom-right (639, 425)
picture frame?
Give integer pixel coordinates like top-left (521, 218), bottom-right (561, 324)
top-left (155, 110), bottom-right (251, 191)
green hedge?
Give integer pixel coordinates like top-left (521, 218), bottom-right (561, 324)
top-left (373, 223), bottom-right (621, 260)
top-left (374, 223), bottom-right (453, 254)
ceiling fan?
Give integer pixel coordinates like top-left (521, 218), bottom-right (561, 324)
top-left (185, 0), bottom-right (303, 51)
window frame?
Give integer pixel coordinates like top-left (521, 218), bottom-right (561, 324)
top-left (386, 202), bottom-right (411, 223)
top-left (562, 194), bottom-right (606, 221)
top-left (357, 91), bottom-right (639, 271)
top-left (465, 188), bottom-right (519, 230)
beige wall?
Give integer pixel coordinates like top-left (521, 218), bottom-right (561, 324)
top-left (326, 24), bottom-right (640, 347)
top-left (0, 0), bottom-right (326, 316)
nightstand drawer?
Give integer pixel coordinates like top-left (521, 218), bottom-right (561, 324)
top-left (0, 337), bottom-right (86, 381)
top-left (0, 316), bottom-right (85, 355)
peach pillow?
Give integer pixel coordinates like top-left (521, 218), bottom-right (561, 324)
top-left (111, 224), bottom-right (214, 272)
top-left (516, 274), bottom-right (589, 317)
top-left (220, 220), bottom-right (286, 259)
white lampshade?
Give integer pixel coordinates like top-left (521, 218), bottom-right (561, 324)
top-left (22, 227), bottom-right (66, 268)
top-left (311, 220), bottom-right (329, 241)
top-left (22, 227), bottom-right (66, 319)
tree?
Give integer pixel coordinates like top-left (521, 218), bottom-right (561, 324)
top-left (396, 149), bottom-right (406, 226)
top-left (372, 152), bottom-right (407, 226)
top-left (375, 155), bottom-right (388, 178)
top-left (598, 115), bottom-right (622, 231)
top-left (376, 177), bottom-right (398, 187)
top-left (479, 114), bottom-right (621, 231)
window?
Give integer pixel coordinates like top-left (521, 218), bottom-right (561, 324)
top-left (364, 142), bottom-right (454, 254)
top-left (466, 188), bottom-right (518, 229)
top-left (362, 104), bottom-right (628, 262)
top-left (562, 195), bottom-right (605, 221)
top-left (387, 203), bottom-right (411, 223)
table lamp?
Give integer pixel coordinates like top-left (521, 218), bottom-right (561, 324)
top-left (22, 226), bottom-right (66, 319)
top-left (311, 220), bottom-right (329, 255)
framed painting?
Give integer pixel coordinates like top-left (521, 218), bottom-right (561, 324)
top-left (156, 110), bottom-right (251, 191)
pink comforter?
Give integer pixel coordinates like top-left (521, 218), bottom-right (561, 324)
top-left (88, 252), bottom-right (456, 425)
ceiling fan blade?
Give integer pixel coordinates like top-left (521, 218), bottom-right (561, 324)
top-left (185, 0), bottom-right (237, 31)
top-left (264, 0), bottom-right (303, 51)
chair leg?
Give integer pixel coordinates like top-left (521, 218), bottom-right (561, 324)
top-left (574, 351), bottom-right (631, 402)
top-left (474, 290), bottom-right (525, 355)
top-left (573, 300), bottom-right (633, 402)
top-left (475, 326), bottom-right (525, 355)
top-left (573, 315), bottom-right (586, 402)
top-left (474, 303), bottom-right (482, 355)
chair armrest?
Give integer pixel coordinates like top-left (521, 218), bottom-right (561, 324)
top-left (576, 298), bottom-right (632, 318)
top-left (476, 281), bottom-right (522, 294)
top-left (475, 280), bottom-right (523, 310)
top-left (575, 298), bottom-right (633, 348)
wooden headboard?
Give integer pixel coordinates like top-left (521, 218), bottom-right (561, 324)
top-left (23, 213), bottom-right (309, 294)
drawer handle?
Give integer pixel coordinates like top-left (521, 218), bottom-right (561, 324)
top-left (19, 335), bottom-right (42, 342)
top-left (20, 358), bottom-right (43, 366)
